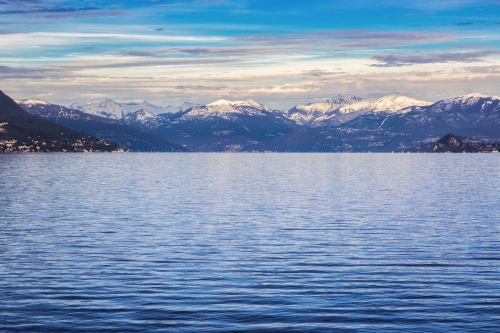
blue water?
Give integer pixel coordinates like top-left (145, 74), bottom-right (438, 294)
top-left (1, 154), bottom-right (499, 332)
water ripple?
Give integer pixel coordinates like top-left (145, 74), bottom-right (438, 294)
top-left (1, 153), bottom-right (499, 332)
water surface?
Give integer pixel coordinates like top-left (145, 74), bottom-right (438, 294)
top-left (1, 154), bottom-right (499, 332)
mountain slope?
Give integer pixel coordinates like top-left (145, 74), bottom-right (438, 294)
top-left (17, 99), bottom-right (188, 152)
top-left (0, 91), bottom-right (122, 152)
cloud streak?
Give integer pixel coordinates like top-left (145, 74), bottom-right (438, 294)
top-left (371, 51), bottom-right (500, 67)
top-left (0, 0), bottom-right (125, 19)
top-left (110, 30), bottom-right (457, 62)
top-left (0, 6), bottom-right (101, 15)
top-left (0, 65), bottom-right (60, 79)
top-left (235, 30), bottom-right (456, 50)
top-left (53, 57), bottom-right (246, 69)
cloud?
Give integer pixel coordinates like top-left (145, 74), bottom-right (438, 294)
top-left (371, 51), bottom-right (500, 67)
top-left (7, 68), bottom-right (500, 110)
top-left (0, 65), bottom-right (60, 78)
top-left (235, 30), bottom-right (456, 49)
top-left (0, 29), bottom-right (19, 33)
top-left (4, 62), bottom-right (500, 110)
top-left (0, 65), bottom-right (35, 74)
top-left (53, 57), bottom-right (246, 69)
top-left (0, 0), bottom-right (43, 5)
top-left (112, 29), bottom-right (457, 62)
top-left (464, 65), bottom-right (500, 73)
top-left (0, 6), bottom-right (101, 15)
top-left (115, 31), bottom-right (452, 58)
top-left (0, 0), bottom-right (126, 19)
top-left (116, 46), bottom-right (281, 57)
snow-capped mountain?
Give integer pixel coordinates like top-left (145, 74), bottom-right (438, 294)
top-left (400, 93), bottom-right (500, 132)
top-left (15, 98), bottom-right (50, 107)
top-left (176, 99), bottom-right (274, 121)
top-left (17, 98), bottom-right (106, 122)
top-left (17, 98), bottom-right (187, 152)
top-left (16, 92), bottom-right (500, 152)
top-left (3, 92), bottom-right (124, 153)
top-left (123, 101), bottom-right (177, 115)
top-left (69, 99), bottom-right (196, 120)
top-left (339, 93), bottom-right (500, 139)
top-left (420, 93), bottom-right (500, 115)
top-left (351, 93), bottom-right (431, 114)
top-left (163, 102), bottom-right (201, 113)
top-left (311, 93), bottom-right (432, 127)
top-left (70, 99), bottom-right (127, 120)
top-left (121, 109), bottom-right (168, 129)
top-left (154, 99), bottom-right (296, 152)
top-left (285, 95), bottom-right (362, 126)
top-left (265, 93), bottom-right (500, 152)
top-left (283, 93), bottom-right (431, 127)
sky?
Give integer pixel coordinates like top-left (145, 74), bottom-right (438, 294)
top-left (1, 0), bottom-right (500, 109)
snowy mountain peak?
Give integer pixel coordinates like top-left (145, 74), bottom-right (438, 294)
top-left (131, 109), bottom-right (155, 116)
top-left (123, 109), bottom-right (157, 121)
top-left (453, 93), bottom-right (500, 103)
top-left (463, 93), bottom-right (492, 99)
top-left (206, 99), bottom-right (263, 108)
top-left (302, 93), bottom-right (433, 127)
top-left (207, 99), bottom-right (234, 106)
top-left (179, 99), bottom-right (272, 120)
top-left (290, 95), bottom-right (360, 113)
top-left (324, 95), bottom-right (363, 106)
top-left (125, 101), bottom-right (152, 107)
top-left (70, 99), bottom-right (191, 119)
top-left (16, 98), bottom-right (50, 106)
top-left (70, 99), bottom-right (126, 119)
top-left (431, 93), bottom-right (500, 112)
top-left (120, 109), bottom-right (167, 129)
top-left (385, 92), bottom-right (404, 97)
top-left (284, 95), bottom-right (363, 125)
top-left (162, 102), bottom-right (200, 113)
top-left (98, 99), bottom-right (122, 108)
top-left (368, 93), bottom-right (432, 113)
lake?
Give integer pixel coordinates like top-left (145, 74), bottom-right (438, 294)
top-left (1, 153), bottom-right (499, 332)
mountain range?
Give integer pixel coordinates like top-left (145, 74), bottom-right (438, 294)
top-left (157, 99), bottom-right (297, 151)
top-left (17, 99), bottom-right (187, 152)
top-left (269, 93), bottom-right (500, 152)
top-left (284, 93), bottom-right (432, 127)
top-left (9, 91), bottom-right (500, 152)
top-left (70, 99), bottom-right (199, 120)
